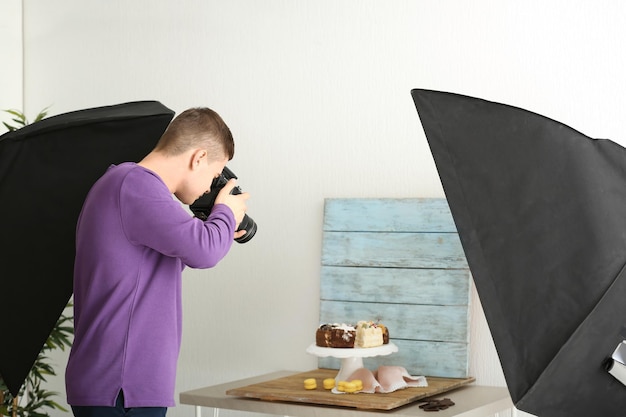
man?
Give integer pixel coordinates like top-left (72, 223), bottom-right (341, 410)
top-left (66, 107), bottom-right (248, 417)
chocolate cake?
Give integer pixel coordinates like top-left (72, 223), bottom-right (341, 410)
top-left (315, 323), bottom-right (356, 348)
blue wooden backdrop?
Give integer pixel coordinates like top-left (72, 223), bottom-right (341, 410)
top-left (318, 198), bottom-right (471, 378)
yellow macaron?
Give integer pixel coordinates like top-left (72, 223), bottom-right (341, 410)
top-left (303, 378), bottom-right (317, 390)
top-left (322, 378), bottom-right (336, 390)
top-left (343, 381), bottom-right (358, 393)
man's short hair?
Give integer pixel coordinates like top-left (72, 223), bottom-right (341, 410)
top-left (155, 107), bottom-right (234, 160)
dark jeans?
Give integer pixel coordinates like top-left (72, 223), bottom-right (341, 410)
top-left (71, 391), bottom-right (167, 417)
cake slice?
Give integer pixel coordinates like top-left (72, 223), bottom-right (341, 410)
top-left (355, 321), bottom-right (388, 348)
top-left (316, 323), bottom-right (356, 348)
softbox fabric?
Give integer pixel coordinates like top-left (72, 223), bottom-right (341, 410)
top-left (0, 101), bottom-right (174, 396)
top-left (412, 89), bottom-right (626, 417)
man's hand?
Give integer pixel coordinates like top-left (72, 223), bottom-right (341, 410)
top-left (234, 230), bottom-right (247, 239)
top-left (214, 179), bottom-right (249, 232)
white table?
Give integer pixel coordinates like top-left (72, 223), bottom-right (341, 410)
top-left (179, 370), bottom-right (514, 417)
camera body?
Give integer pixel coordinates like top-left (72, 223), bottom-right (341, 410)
top-left (190, 166), bottom-right (256, 243)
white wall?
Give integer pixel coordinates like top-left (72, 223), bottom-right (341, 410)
top-left (0, 0), bottom-right (23, 128)
top-left (10, 1), bottom-right (626, 417)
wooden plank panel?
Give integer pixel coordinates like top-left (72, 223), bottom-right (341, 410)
top-left (320, 266), bottom-right (470, 305)
top-left (319, 301), bottom-right (469, 343)
top-left (318, 339), bottom-right (470, 378)
top-left (226, 368), bottom-right (475, 410)
top-left (324, 198), bottom-right (457, 233)
top-left (318, 198), bottom-right (471, 379)
top-left (321, 231), bottom-right (468, 269)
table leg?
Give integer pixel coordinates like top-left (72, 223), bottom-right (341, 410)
top-left (193, 405), bottom-right (220, 417)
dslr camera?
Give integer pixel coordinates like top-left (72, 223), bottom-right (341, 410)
top-left (190, 166), bottom-right (257, 243)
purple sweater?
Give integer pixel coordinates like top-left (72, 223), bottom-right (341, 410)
top-left (66, 163), bottom-right (235, 407)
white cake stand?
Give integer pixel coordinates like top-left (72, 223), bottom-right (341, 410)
top-left (306, 343), bottom-right (398, 383)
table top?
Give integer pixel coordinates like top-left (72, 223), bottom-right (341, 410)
top-left (179, 370), bottom-right (514, 417)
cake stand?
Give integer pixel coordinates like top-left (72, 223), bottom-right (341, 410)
top-left (306, 343), bottom-right (398, 383)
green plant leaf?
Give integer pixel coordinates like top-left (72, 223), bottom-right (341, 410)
top-left (2, 107), bottom-right (51, 133)
top-left (33, 107), bottom-right (50, 123)
top-left (5, 109), bottom-right (26, 119)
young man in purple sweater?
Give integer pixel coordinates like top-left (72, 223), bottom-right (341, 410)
top-left (65, 108), bottom-right (249, 417)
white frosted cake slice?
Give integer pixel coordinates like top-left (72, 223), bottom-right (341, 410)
top-left (355, 321), bottom-right (385, 348)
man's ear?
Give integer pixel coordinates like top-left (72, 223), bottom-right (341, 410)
top-left (190, 149), bottom-right (207, 170)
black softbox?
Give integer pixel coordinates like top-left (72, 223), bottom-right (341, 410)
top-left (412, 89), bottom-right (626, 417)
top-left (0, 101), bottom-right (174, 396)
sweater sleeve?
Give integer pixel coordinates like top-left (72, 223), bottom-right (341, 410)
top-left (119, 168), bottom-right (236, 268)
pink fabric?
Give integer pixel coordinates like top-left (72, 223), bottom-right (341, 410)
top-left (346, 366), bottom-right (428, 394)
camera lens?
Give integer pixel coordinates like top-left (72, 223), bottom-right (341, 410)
top-left (235, 214), bottom-right (257, 244)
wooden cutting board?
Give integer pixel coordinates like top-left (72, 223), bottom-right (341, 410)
top-left (226, 368), bottom-right (475, 410)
